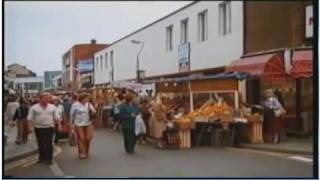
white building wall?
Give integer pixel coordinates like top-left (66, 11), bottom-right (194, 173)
top-left (94, 1), bottom-right (243, 85)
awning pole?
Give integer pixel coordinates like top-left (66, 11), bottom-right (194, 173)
top-left (188, 81), bottom-right (194, 112)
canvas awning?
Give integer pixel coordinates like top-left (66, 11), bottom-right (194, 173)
top-left (226, 53), bottom-right (288, 80)
top-left (289, 49), bottom-right (313, 78)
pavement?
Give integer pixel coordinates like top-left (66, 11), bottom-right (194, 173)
top-left (4, 128), bottom-right (314, 178)
top-left (4, 125), bottom-right (38, 163)
top-left (238, 136), bottom-right (313, 155)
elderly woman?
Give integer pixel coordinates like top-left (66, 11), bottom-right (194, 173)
top-left (70, 93), bottom-right (96, 159)
top-left (263, 89), bottom-right (286, 143)
top-left (150, 96), bottom-right (167, 148)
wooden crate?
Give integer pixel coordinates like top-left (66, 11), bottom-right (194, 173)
top-left (247, 122), bottom-right (263, 144)
top-left (179, 130), bottom-right (191, 148)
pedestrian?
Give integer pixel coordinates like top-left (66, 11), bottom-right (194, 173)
top-left (70, 93), bottom-right (96, 159)
top-left (139, 98), bottom-right (151, 143)
top-left (5, 95), bottom-right (20, 125)
top-left (27, 93), bottom-right (61, 165)
top-left (119, 94), bottom-right (139, 154)
top-left (12, 98), bottom-right (30, 144)
top-left (112, 94), bottom-right (124, 131)
top-left (150, 96), bottom-right (167, 148)
top-left (263, 89), bottom-right (286, 144)
top-left (53, 98), bottom-right (66, 144)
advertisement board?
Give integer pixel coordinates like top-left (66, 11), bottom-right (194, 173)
top-left (178, 43), bottom-right (190, 72)
top-left (78, 59), bottom-right (93, 73)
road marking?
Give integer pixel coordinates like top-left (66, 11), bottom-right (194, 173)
top-left (288, 156), bottom-right (313, 163)
top-left (49, 161), bottom-right (65, 177)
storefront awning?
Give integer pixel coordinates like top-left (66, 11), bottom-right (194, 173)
top-left (225, 53), bottom-right (288, 80)
top-left (289, 49), bottom-right (313, 78)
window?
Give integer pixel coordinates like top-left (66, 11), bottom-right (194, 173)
top-left (219, 1), bottom-right (231, 36)
top-left (180, 18), bottom-right (189, 44)
top-left (100, 55), bottom-right (103, 70)
top-left (198, 10), bottom-right (208, 41)
top-left (95, 57), bottom-right (99, 71)
top-left (105, 53), bottom-right (108, 69)
top-left (110, 51), bottom-right (114, 80)
top-left (166, 25), bottom-right (173, 51)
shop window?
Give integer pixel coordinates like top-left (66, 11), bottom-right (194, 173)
top-left (181, 18), bottom-right (189, 44)
top-left (166, 25), bottom-right (173, 51)
top-left (198, 10), bottom-right (208, 42)
top-left (219, 1), bottom-right (231, 36)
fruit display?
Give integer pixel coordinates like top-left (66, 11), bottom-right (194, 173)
top-left (175, 101), bottom-right (233, 123)
top-left (245, 113), bottom-right (262, 123)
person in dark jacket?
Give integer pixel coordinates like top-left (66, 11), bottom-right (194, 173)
top-left (12, 98), bottom-right (30, 144)
top-left (119, 94), bottom-right (139, 154)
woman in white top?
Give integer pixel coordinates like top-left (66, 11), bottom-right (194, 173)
top-left (70, 93), bottom-right (96, 159)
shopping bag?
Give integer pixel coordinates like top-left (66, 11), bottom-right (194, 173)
top-left (135, 114), bottom-right (146, 135)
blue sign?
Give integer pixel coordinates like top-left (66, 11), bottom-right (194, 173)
top-left (178, 43), bottom-right (190, 72)
top-left (78, 59), bottom-right (93, 73)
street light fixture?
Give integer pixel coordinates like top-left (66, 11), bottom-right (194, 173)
top-left (131, 39), bottom-right (144, 82)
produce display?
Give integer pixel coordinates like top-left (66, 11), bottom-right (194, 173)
top-left (174, 101), bottom-right (233, 123)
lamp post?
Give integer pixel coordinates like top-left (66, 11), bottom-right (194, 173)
top-left (131, 39), bottom-right (144, 82)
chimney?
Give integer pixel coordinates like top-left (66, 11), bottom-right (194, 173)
top-left (91, 39), bottom-right (97, 44)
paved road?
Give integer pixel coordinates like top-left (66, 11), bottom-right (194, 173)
top-left (4, 128), bottom-right (314, 178)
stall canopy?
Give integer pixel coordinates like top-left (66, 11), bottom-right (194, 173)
top-left (225, 53), bottom-right (288, 80)
top-left (289, 49), bottom-right (313, 78)
top-left (143, 72), bottom-right (253, 83)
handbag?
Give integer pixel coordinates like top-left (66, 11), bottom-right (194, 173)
top-left (59, 120), bottom-right (70, 134)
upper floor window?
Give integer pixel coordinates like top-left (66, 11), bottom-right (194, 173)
top-left (166, 25), bottom-right (173, 51)
top-left (219, 1), bottom-right (231, 36)
top-left (180, 18), bottom-right (189, 44)
top-left (100, 55), bottom-right (103, 70)
top-left (110, 50), bottom-right (114, 68)
top-left (95, 57), bottom-right (99, 71)
top-left (198, 10), bottom-right (208, 42)
top-left (105, 53), bottom-right (108, 69)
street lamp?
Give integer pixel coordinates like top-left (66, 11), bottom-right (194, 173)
top-left (131, 39), bottom-right (144, 82)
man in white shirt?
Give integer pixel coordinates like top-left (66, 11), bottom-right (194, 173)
top-left (28, 93), bottom-right (61, 164)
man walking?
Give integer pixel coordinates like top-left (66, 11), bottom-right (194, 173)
top-left (27, 93), bottom-right (61, 164)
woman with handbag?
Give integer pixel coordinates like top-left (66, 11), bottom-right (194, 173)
top-left (119, 94), bottom-right (139, 154)
top-left (263, 89), bottom-right (286, 144)
top-left (70, 93), bottom-right (96, 159)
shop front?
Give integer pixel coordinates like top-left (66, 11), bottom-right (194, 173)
top-left (289, 48), bottom-right (313, 135)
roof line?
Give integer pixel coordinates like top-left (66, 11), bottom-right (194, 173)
top-left (100, 1), bottom-right (198, 50)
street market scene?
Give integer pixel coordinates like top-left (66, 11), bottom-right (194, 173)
top-left (3, 1), bottom-right (316, 178)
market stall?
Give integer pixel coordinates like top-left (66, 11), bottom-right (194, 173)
top-left (152, 72), bottom-right (263, 148)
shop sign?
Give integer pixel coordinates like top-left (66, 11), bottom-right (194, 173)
top-left (78, 59), bottom-right (93, 73)
top-left (305, 5), bottom-right (313, 38)
top-left (178, 43), bottom-right (190, 72)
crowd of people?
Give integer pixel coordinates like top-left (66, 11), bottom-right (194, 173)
top-left (4, 89), bottom-right (174, 164)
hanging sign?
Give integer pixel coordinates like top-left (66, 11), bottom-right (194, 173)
top-left (178, 43), bottom-right (190, 72)
top-left (305, 5), bottom-right (313, 38)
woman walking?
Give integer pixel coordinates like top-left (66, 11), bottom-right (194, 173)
top-left (70, 93), bottom-right (96, 159)
top-left (12, 98), bottom-right (30, 144)
top-left (119, 94), bottom-right (139, 154)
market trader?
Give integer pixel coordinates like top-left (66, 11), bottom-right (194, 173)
top-left (28, 93), bottom-right (61, 165)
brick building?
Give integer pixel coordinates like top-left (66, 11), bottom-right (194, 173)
top-left (62, 39), bottom-right (108, 90)
top-left (244, 1), bottom-right (313, 54)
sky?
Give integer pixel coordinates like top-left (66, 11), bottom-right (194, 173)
top-left (4, 1), bottom-right (192, 76)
